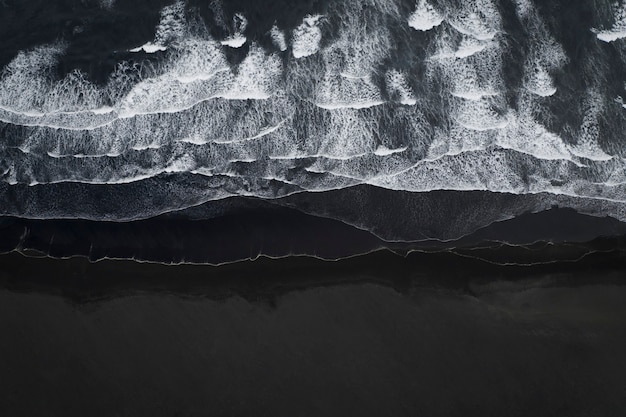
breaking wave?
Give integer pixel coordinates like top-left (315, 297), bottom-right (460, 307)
top-left (1, 0), bottom-right (626, 229)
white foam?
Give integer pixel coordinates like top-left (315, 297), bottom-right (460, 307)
top-left (213, 120), bottom-right (285, 143)
top-left (131, 143), bottom-right (161, 151)
top-left (569, 91), bottom-right (614, 161)
top-left (178, 135), bottom-right (208, 145)
top-left (607, 162), bottom-right (626, 185)
top-left (0, 43), bottom-right (67, 113)
top-left (498, 114), bottom-right (573, 161)
top-left (128, 1), bottom-right (188, 55)
top-left (46, 151), bottom-right (62, 158)
top-left (315, 100), bottom-right (385, 110)
top-left (92, 106), bottom-right (115, 115)
top-left (220, 35), bottom-right (247, 48)
top-left (170, 39), bottom-right (231, 76)
top-left (250, 122), bottom-right (285, 139)
top-left (597, 29), bottom-right (626, 42)
top-left (164, 153), bottom-right (196, 173)
top-left (315, 71), bottom-right (385, 110)
top-left (1, 0), bottom-right (623, 209)
top-left (292, 15), bottom-right (324, 58)
top-left (218, 44), bottom-right (282, 100)
top-left (455, 36), bottom-right (492, 58)
top-left (339, 72), bottom-right (367, 80)
top-left (525, 65), bottom-right (557, 96)
top-left (519, 24), bottom-right (565, 97)
top-left (0, 107), bottom-right (117, 131)
top-left (385, 70), bottom-right (417, 105)
top-left (374, 146), bottom-right (408, 156)
top-left (0, 45), bottom-right (131, 130)
top-left (270, 25), bottom-right (288, 51)
top-left (117, 44), bottom-right (229, 118)
top-left (311, 3), bottom-right (394, 112)
top-left (118, 39), bottom-right (281, 117)
top-left (0, 105), bottom-right (115, 117)
top-left (220, 13), bottom-right (248, 48)
top-left (129, 42), bottom-right (167, 53)
top-left (368, 149), bottom-right (519, 194)
top-left (454, 98), bottom-right (509, 131)
top-left (407, 0), bottom-right (444, 32)
top-left (430, 39), bottom-right (493, 60)
top-left (268, 153), bottom-right (304, 161)
top-left (306, 0), bottom-right (396, 117)
top-left (154, 1), bottom-right (187, 46)
top-left (443, 58), bottom-right (501, 102)
top-left (594, 3), bottom-right (626, 42)
top-left (444, 0), bottom-right (501, 42)
top-left (570, 143), bottom-right (613, 161)
top-left (311, 152), bottom-right (369, 161)
top-left (449, 15), bottom-right (497, 40)
top-left (0, 32), bottom-right (281, 131)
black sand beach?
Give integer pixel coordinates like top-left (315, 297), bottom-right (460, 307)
top-left (1, 249), bottom-right (626, 417)
top-left (3, 0), bottom-right (626, 414)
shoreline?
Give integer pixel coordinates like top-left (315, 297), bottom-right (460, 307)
top-left (2, 236), bottom-right (625, 303)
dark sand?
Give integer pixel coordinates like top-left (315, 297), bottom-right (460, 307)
top-left (1, 253), bottom-right (626, 416)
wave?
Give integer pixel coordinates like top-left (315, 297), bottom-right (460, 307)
top-left (291, 15), bottom-right (324, 58)
top-left (447, 0), bottom-right (500, 41)
top-left (1, 0), bottom-right (626, 228)
top-left (219, 13), bottom-right (248, 48)
top-left (130, 43), bottom-right (168, 54)
top-left (385, 70), bottom-right (417, 105)
top-left (270, 25), bottom-right (288, 52)
top-left (594, 2), bottom-right (626, 42)
top-left (408, 0), bottom-right (444, 32)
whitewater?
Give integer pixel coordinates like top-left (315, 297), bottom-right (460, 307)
top-left (1, 0), bottom-right (626, 230)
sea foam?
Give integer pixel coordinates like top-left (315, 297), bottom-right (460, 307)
top-left (291, 15), bottom-right (324, 58)
top-left (408, 0), bottom-right (444, 32)
top-left (0, 0), bottom-right (624, 211)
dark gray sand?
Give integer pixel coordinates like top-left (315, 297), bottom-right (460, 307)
top-left (1, 265), bottom-right (625, 417)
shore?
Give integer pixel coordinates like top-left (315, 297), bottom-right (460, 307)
top-left (1, 251), bottom-right (626, 416)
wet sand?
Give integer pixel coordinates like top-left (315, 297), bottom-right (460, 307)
top-left (1, 253), bottom-right (626, 416)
